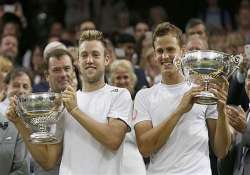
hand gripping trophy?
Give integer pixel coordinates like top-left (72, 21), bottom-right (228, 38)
top-left (16, 92), bottom-right (64, 144)
top-left (175, 50), bottom-right (242, 105)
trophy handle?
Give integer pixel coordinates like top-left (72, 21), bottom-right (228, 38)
top-left (173, 56), bottom-right (184, 74)
top-left (228, 54), bottom-right (243, 77)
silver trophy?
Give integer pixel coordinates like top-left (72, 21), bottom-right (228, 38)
top-left (175, 50), bottom-right (242, 105)
top-left (16, 92), bottom-right (64, 144)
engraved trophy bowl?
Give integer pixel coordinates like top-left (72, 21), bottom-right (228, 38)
top-left (174, 50), bottom-right (242, 105)
top-left (16, 92), bottom-right (64, 144)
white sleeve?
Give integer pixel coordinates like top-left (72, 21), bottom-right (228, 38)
top-left (108, 88), bottom-right (133, 127)
top-left (132, 90), bottom-right (151, 127)
top-left (205, 104), bottom-right (218, 119)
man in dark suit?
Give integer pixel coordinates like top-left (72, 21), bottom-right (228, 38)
top-left (219, 68), bottom-right (250, 175)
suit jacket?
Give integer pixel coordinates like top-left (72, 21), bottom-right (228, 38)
top-left (0, 112), bottom-right (29, 175)
top-left (218, 111), bottom-right (250, 175)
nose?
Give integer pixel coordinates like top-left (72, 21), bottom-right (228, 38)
top-left (162, 50), bottom-right (169, 59)
top-left (86, 55), bottom-right (94, 64)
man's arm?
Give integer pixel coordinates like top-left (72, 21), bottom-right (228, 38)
top-left (62, 86), bottom-right (131, 151)
top-left (6, 99), bottom-right (62, 170)
top-left (70, 109), bottom-right (128, 151)
top-left (134, 86), bottom-right (203, 157)
top-left (134, 110), bottom-right (183, 157)
top-left (207, 79), bottom-right (231, 159)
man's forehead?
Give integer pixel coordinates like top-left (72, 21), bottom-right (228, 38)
top-left (79, 40), bottom-right (105, 51)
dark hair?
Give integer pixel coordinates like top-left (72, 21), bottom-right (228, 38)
top-left (116, 33), bottom-right (136, 45)
top-left (152, 22), bottom-right (183, 48)
top-left (185, 18), bottom-right (206, 33)
top-left (4, 67), bottom-right (33, 86)
top-left (44, 49), bottom-right (74, 70)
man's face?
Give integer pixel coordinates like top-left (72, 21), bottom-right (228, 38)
top-left (0, 36), bottom-right (18, 61)
top-left (239, 8), bottom-right (250, 28)
top-left (187, 24), bottom-right (207, 39)
top-left (154, 35), bottom-right (182, 75)
top-left (46, 55), bottom-right (74, 92)
top-left (135, 22), bottom-right (149, 40)
top-left (78, 40), bottom-right (108, 84)
top-left (7, 73), bottom-right (32, 98)
top-left (186, 38), bottom-right (207, 51)
top-left (121, 43), bottom-right (135, 61)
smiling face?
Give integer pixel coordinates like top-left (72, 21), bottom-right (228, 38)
top-left (7, 73), bottom-right (32, 98)
top-left (46, 55), bottom-right (74, 92)
top-left (78, 40), bottom-right (109, 84)
top-left (154, 34), bottom-right (183, 77)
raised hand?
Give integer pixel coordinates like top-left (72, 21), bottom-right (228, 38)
top-left (176, 86), bottom-right (203, 114)
top-left (225, 105), bottom-right (247, 133)
top-left (6, 96), bottom-right (21, 124)
top-left (62, 85), bottom-right (78, 114)
top-left (208, 76), bottom-right (229, 114)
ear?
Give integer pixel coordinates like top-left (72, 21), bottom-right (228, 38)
top-left (104, 54), bottom-right (110, 66)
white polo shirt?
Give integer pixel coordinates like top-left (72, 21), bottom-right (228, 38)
top-left (133, 82), bottom-right (217, 175)
top-left (59, 84), bottom-right (132, 175)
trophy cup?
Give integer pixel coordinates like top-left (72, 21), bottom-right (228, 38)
top-left (16, 92), bottom-right (64, 144)
top-left (175, 50), bottom-right (242, 105)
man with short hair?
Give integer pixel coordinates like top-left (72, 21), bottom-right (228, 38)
top-left (0, 34), bottom-right (18, 63)
top-left (7, 30), bottom-right (132, 175)
top-left (185, 18), bottom-right (208, 40)
top-left (134, 21), bottom-right (150, 41)
top-left (0, 68), bottom-right (32, 175)
top-left (133, 22), bottom-right (231, 175)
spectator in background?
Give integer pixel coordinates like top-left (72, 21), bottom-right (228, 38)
top-left (185, 34), bottom-right (208, 51)
top-left (0, 68), bottom-right (32, 175)
top-left (0, 12), bottom-right (23, 39)
top-left (208, 27), bottom-right (227, 52)
top-left (236, 1), bottom-right (250, 43)
top-left (227, 34), bottom-right (249, 111)
top-left (149, 5), bottom-right (168, 30)
top-left (0, 55), bottom-right (13, 102)
top-left (185, 18), bottom-right (208, 41)
top-left (140, 47), bottom-right (161, 87)
top-left (49, 21), bottom-right (63, 39)
top-left (116, 33), bottom-right (149, 93)
top-left (134, 21), bottom-right (150, 42)
top-left (31, 44), bottom-right (49, 93)
top-left (199, 0), bottom-right (232, 32)
top-left (116, 10), bottom-right (134, 35)
top-left (219, 68), bottom-right (250, 175)
top-left (0, 34), bottom-right (18, 64)
top-left (110, 59), bottom-right (146, 174)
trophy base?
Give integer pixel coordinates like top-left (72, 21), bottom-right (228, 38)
top-left (194, 91), bottom-right (218, 105)
top-left (29, 132), bottom-right (60, 144)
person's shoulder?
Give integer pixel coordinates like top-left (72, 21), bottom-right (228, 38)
top-left (135, 83), bottom-right (160, 99)
top-left (105, 84), bottom-right (131, 97)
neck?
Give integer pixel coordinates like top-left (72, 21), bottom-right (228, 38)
top-left (82, 78), bottom-right (106, 92)
top-left (161, 72), bottom-right (184, 85)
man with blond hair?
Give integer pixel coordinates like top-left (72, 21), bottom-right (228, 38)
top-left (6, 30), bottom-right (132, 175)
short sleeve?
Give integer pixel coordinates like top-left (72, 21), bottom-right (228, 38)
top-left (132, 89), bottom-right (151, 126)
top-left (108, 88), bottom-right (133, 128)
top-left (205, 104), bottom-right (218, 119)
